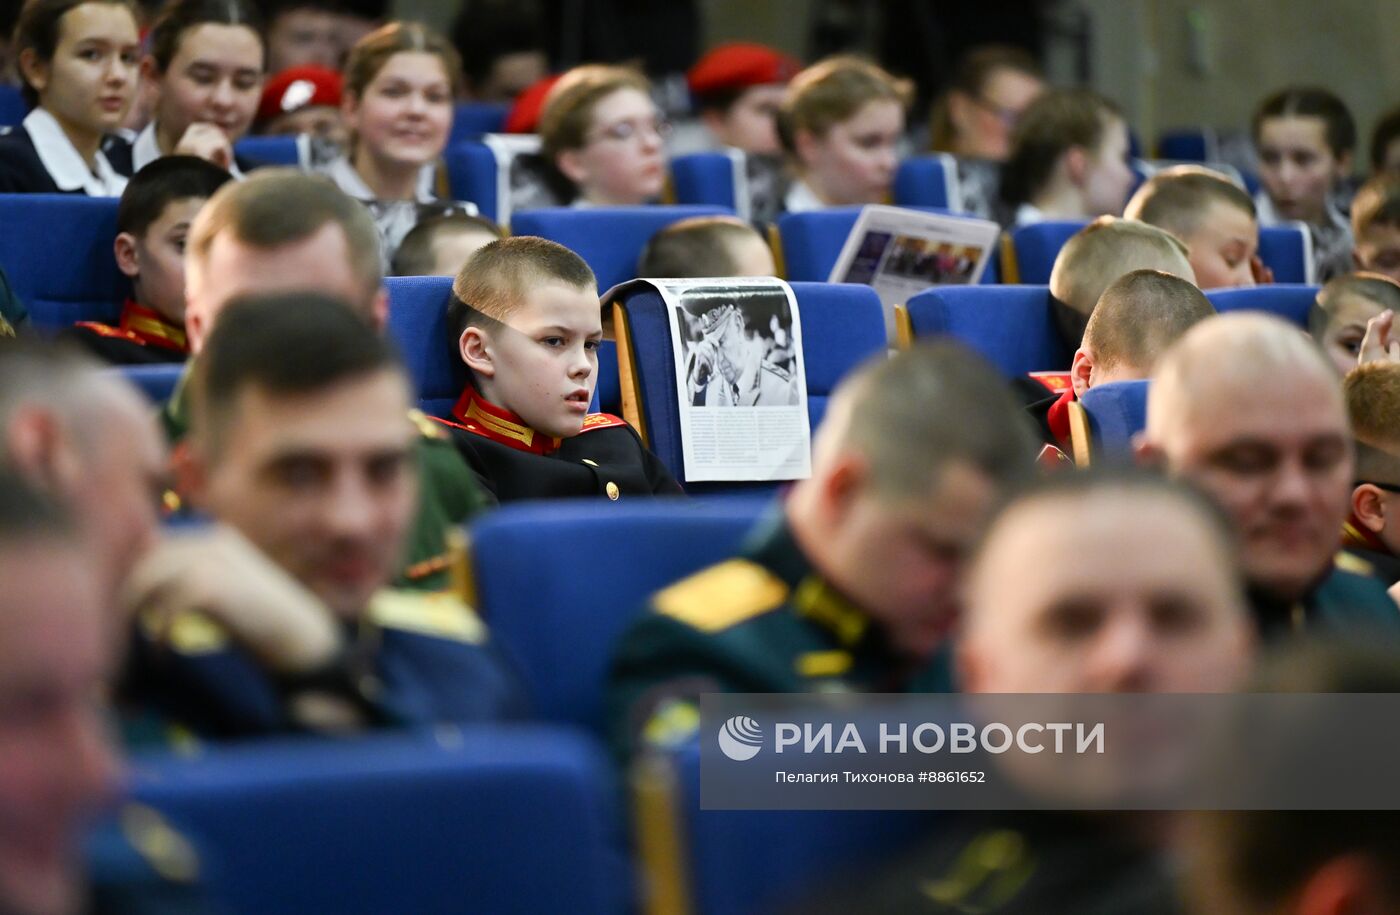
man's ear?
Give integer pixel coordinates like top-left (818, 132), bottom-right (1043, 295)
top-left (5, 407), bottom-right (82, 495)
top-left (1353, 484), bottom-right (1387, 534)
top-left (459, 325), bottom-right (494, 377)
top-left (1070, 347), bottom-right (1094, 399)
top-left (818, 451), bottom-right (868, 523)
top-left (555, 149), bottom-right (589, 186)
top-left (1063, 145), bottom-right (1088, 186)
top-left (114, 232), bottom-right (140, 280)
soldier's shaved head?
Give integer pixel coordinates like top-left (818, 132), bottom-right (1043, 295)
top-left (1140, 313), bottom-right (1352, 601)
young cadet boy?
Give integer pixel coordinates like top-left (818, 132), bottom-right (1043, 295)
top-left (607, 344), bottom-right (1036, 762)
top-left (442, 236), bottom-right (682, 502)
top-left (1123, 164), bottom-right (1263, 289)
top-left (125, 293), bottom-right (525, 741)
top-left (636, 215), bottom-right (777, 279)
top-left (1341, 362), bottom-right (1400, 586)
top-left (1028, 268), bottom-right (1213, 454)
top-left (1350, 171), bottom-right (1400, 283)
top-left (1308, 272), bottom-right (1400, 375)
top-left (63, 156), bottom-right (232, 365)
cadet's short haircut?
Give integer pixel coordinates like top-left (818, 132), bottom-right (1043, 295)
top-left (1252, 86), bottom-right (1356, 159)
top-left (538, 64), bottom-right (651, 161)
top-left (636, 216), bottom-right (766, 279)
top-left (1084, 269), bottom-right (1214, 373)
top-left (776, 56), bottom-right (912, 159)
top-left (391, 213), bottom-right (503, 277)
top-left (1309, 272), bottom-right (1400, 343)
top-left (187, 170), bottom-right (383, 306)
top-left (1123, 165), bottom-right (1256, 240)
top-left (1049, 217), bottom-right (1192, 318)
top-left (1000, 88), bottom-right (1122, 208)
top-left (117, 156), bottom-right (233, 238)
top-left (829, 341), bottom-right (1037, 498)
top-left (448, 236), bottom-right (597, 341)
top-left (1370, 104), bottom-right (1400, 174)
top-left (1350, 172), bottom-right (1400, 237)
top-left (1344, 361), bottom-right (1400, 453)
top-left (190, 292), bottom-right (403, 456)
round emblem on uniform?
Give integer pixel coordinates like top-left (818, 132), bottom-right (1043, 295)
top-left (606, 481), bottom-right (620, 500)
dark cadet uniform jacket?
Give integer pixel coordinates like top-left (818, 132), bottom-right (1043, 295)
top-left (1248, 553), bottom-right (1400, 641)
top-left (160, 366), bottom-right (490, 592)
top-left (61, 299), bottom-right (189, 365)
top-left (433, 386), bottom-right (682, 503)
top-left (117, 590), bottom-right (527, 747)
top-left (607, 511), bottom-right (953, 761)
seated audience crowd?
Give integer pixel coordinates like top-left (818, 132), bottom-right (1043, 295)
top-left (2, 1), bottom-right (1400, 912)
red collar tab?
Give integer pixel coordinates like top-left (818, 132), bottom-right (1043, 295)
top-left (119, 299), bottom-right (188, 352)
top-left (1029, 371), bottom-right (1072, 393)
top-left (1045, 386), bottom-right (1076, 450)
top-left (450, 387), bottom-right (562, 455)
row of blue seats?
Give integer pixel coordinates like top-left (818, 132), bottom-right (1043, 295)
top-left (122, 496), bottom-right (929, 915)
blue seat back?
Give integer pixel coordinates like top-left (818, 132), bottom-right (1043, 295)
top-left (1078, 380), bottom-right (1150, 460)
top-left (614, 281), bottom-right (887, 490)
top-left (1257, 225), bottom-right (1312, 284)
top-left (450, 102), bottom-right (509, 143)
top-left (112, 364), bottom-right (184, 404)
top-left (472, 499), bottom-right (765, 732)
top-left (512, 206), bottom-right (731, 293)
top-left (903, 285), bottom-right (1072, 377)
top-left (0, 85), bottom-right (25, 128)
top-left (232, 135), bottom-right (300, 167)
top-left (892, 154), bottom-right (957, 209)
top-left (776, 205), bottom-right (963, 282)
top-left (1157, 128), bottom-right (1210, 162)
top-left (665, 740), bottom-right (934, 915)
top-left (1005, 220), bottom-right (1089, 284)
top-left (443, 141), bottom-right (500, 222)
top-left (670, 151), bottom-right (741, 211)
top-left (0, 194), bottom-right (127, 332)
top-left (129, 729), bottom-right (630, 915)
top-left (1206, 283), bottom-right (1319, 328)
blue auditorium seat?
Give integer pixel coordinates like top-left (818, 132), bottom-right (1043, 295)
top-left (471, 498), bottom-right (765, 732)
top-left (1072, 380), bottom-right (1150, 464)
top-left (774, 205), bottom-right (968, 282)
top-left (443, 141), bottom-right (501, 222)
top-left (112, 364), bottom-right (184, 405)
top-left (384, 275), bottom-right (615, 416)
top-left (1002, 220), bottom-right (1088, 285)
top-left (892, 154), bottom-right (958, 209)
top-left (449, 102), bottom-right (510, 143)
top-left (612, 281), bottom-right (887, 490)
top-left (129, 728), bottom-right (630, 915)
top-left (511, 205), bottom-right (731, 292)
top-left (0, 85), bottom-right (25, 128)
top-left (1157, 128), bottom-right (1211, 162)
top-left (0, 195), bottom-right (127, 332)
top-left (670, 151), bottom-right (744, 212)
top-left (902, 285), bottom-right (1072, 377)
top-left (1206, 283), bottom-right (1319, 328)
top-left (232, 135), bottom-right (301, 167)
top-left (1256, 225), bottom-right (1313, 284)
top-left (641, 739), bottom-right (934, 915)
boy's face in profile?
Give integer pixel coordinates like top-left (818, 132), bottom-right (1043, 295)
top-left (116, 196), bottom-right (206, 325)
top-left (1184, 200), bottom-right (1258, 289)
top-left (1354, 222), bottom-right (1400, 284)
top-left (1320, 293), bottom-right (1387, 375)
top-left (471, 281), bottom-right (603, 438)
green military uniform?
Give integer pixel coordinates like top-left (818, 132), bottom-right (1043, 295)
top-left (1248, 553), bottom-right (1400, 641)
top-left (607, 511), bottom-right (953, 761)
top-left (160, 366), bottom-right (491, 592)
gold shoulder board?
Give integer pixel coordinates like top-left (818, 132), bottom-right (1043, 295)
top-left (652, 559), bottom-right (789, 632)
top-left (369, 591), bottom-right (487, 644)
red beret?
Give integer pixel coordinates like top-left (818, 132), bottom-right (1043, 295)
top-left (687, 43), bottom-right (801, 98)
top-left (504, 74), bottom-right (562, 134)
top-left (258, 66), bottom-right (344, 123)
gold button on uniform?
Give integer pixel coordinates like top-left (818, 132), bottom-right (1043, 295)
top-left (606, 481), bottom-right (620, 500)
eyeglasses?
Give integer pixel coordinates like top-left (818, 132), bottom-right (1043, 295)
top-left (1355, 480), bottom-right (1400, 494)
top-left (588, 115), bottom-right (672, 144)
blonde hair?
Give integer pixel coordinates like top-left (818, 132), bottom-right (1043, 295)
top-left (343, 21), bottom-right (463, 100)
top-left (538, 64), bottom-right (652, 160)
top-left (775, 56), bottom-right (911, 159)
top-left (1049, 217), bottom-right (1192, 317)
top-left (448, 236), bottom-right (597, 338)
top-left (1084, 268), bottom-right (1214, 373)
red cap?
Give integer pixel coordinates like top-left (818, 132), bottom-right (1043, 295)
top-left (258, 66), bottom-right (344, 123)
top-left (504, 74), bottom-right (562, 134)
top-left (687, 43), bottom-right (801, 98)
